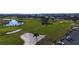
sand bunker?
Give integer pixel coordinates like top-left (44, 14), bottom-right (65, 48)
top-left (6, 29), bottom-right (22, 34)
top-left (20, 33), bottom-right (46, 45)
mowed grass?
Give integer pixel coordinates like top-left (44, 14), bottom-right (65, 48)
top-left (23, 19), bottom-right (73, 42)
top-left (0, 18), bottom-right (74, 44)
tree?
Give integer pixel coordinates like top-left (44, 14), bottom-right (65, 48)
top-left (33, 33), bottom-right (39, 42)
top-left (0, 16), bottom-right (4, 26)
top-left (41, 16), bottom-right (49, 26)
top-left (50, 17), bottom-right (55, 22)
top-left (70, 16), bottom-right (78, 22)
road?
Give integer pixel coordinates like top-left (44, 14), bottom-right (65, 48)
top-left (63, 28), bottom-right (79, 45)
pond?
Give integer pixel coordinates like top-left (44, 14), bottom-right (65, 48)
top-left (6, 19), bottom-right (23, 26)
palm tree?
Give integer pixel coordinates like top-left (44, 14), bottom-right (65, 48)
top-left (33, 33), bottom-right (39, 42)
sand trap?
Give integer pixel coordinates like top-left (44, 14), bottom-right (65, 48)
top-left (59, 21), bottom-right (64, 23)
top-left (6, 29), bottom-right (22, 34)
top-left (71, 23), bottom-right (75, 26)
top-left (20, 33), bottom-right (46, 45)
top-left (72, 27), bottom-right (79, 29)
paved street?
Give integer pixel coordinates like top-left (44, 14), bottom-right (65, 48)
top-left (63, 28), bottom-right (79, 45)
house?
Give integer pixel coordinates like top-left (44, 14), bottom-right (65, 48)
top-left (0, 19), bottom-right (10, 25)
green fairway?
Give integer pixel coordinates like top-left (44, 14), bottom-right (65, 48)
top-left (0, 18), bottom-right (74, 45)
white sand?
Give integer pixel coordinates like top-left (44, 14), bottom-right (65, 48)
top-left (20, 33), bottom-right (46, 45)
top-left (6, 29), bottom-right (22, 34)
top-left (59, 21), bottom-right (64, 23)
top-left (72, 27), bottom-right (79, 29)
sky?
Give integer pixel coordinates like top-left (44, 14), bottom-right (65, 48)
top-left (0, 0), bottom-right (79, 14)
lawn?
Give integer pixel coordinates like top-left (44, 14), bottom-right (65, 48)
top-left (0, 18), bottom-right (74, 45)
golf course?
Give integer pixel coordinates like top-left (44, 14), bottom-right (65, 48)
top-left (0, 18), bottom-right (74, 45)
